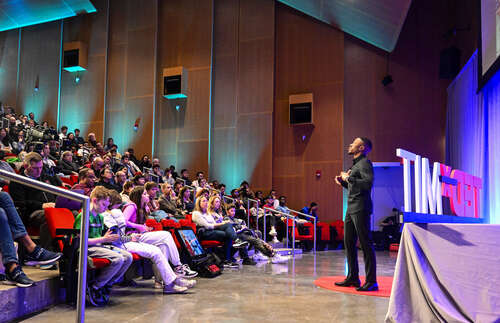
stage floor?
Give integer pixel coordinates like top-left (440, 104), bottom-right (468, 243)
top-left (23, 250), bottom-right (397, 323)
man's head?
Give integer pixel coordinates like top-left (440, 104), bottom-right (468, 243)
top-left (348, 137), bottom-right (372, 157)
top-left (133, 173), bottom-right (145, 186)
top-left (79, 168), bottom-right (97, 187)
top-left (265, 195), bottom-right (274, 205)
top-left (107, 189), bottom-right (123, 210)
top-left (42, 144), bottom-right (50, 157)
top-left (161, 182), bottom-right (173, 196)
top-left (74, 128), bottom-right (80, 136)
top-left (279, 195), bottom-right (287, 206)
top-left (28, 112), bottom-right (35, 120)
top-left (115, 170), bottom-right (127, 185)
top-left (62, 150), bottom-right (73, 162)
top-left (145, 181), bottom-right (159, 197)
top-left (310, 202), bottom-right (318, 213)
top-left (226, 204), bottom-right (236, 218)
top-left (24, 152), bottom-right (43, 179)
top-left (101, 168), bottom-right (114, 181)
top-left (152, 158), bottom-right (160, 166)
top-left (90, 186), bottom-right (110, 213)
top-left (61, 126), bottom-right (68, 134)
top-left (92, 157), bottom-right (105, 171)
top-left (196, 171), bottom-right (204, 180)
top-left (181, 169), bottom-right (188, 178)
top-left (88, 133), bottom-right (96, 142)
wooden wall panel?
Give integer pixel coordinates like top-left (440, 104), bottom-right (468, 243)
top-left (60, 0), bottom-right (107, 139)
top-left (274, 4), bottom-right (344, 221)
top-left (0, 30), bottom-right (20, 107)
top-left (17, 22), bottom-right (61, 125)
top-left (106, 0), bottom-right (156, 158)
top-left (211, 0), bottom-right (274, 192)
top-left (343, 0), bottom-right (450, 167)
top-left (155, 0), bottom-right (212, 174)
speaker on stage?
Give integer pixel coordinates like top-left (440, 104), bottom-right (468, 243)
top-left (63, 42), bottom-right (87, 72)
top-left (163, 67), bottom-right (188, 99)
top-left (289, 93), bottom-right (313, 125)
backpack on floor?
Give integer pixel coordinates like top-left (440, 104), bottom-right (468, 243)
top-left (174, 228), bottom-right (223, 278)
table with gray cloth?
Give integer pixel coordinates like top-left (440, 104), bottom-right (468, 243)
top-left (386, 223), bottom-right (500, 323)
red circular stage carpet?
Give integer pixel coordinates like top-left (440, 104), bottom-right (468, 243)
top-left (314, 276), bottom-right (393, 298)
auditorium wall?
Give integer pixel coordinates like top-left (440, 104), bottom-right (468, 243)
top-left (154, 0), bottom-right (213, 178)
top-left (273, 4), bottom-right (344, 221)
top-left (211, 0), bottom-right (275, 192)
top-left (0, 0), bottom-right (478, 222)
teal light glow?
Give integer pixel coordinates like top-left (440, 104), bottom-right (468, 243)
top-left (63, 66), bottom-right (86, 72)
top-left (342, 190), bottom-right (348, 220)
top-left (164, 93), bottom-right (187, 99)
top-left (0, 1), bottom-right (97, 32)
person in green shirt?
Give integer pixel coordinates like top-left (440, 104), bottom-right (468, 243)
top-left (74, 186), bottom-right (133, 306)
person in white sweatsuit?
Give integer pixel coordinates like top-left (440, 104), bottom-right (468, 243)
top-left (103, 190), bottom-right (196, 293)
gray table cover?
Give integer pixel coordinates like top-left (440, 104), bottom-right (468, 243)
top-left (386, 223), bottom-right (500, 323)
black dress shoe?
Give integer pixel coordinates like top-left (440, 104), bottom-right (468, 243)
top-left (334, 278), bottom-right (361, 287)
top-left (356, 282), bottom-right (379, 291)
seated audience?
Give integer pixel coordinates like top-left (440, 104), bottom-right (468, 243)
top-left (224, 204), bottom-right (286, 264)
top-left (58, 150), bottom-right (79, 175)
top-left (300, 202), bottom-right (318, 221)
top-left (192, 195), bottom-right (247, 268)
top-left (73, 186), bottom-right (133, 306)
top-left (158, 183), bottom-right (184, 220)
top-left (0, 192), bottom-right (61, 287)
top-left (9, 152), bottom-right (56, 249)
top-left (177, 186), bottom-right (194, 214)
top-left (103, 190), bottom-right (196, 294)
top-left (71, 168), bottom-right (97, 196)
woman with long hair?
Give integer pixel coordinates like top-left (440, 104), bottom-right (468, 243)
top-left (192, 195), bottom-right (247, 268)
top-left (104, 190), bottom-right (196, 293)
top-left (122, 186), bottom-right (197, 279)
top-left (177, 186), bottom-right (194, 214)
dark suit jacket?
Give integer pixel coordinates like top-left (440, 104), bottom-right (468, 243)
top-left (342, 155), bottom-right (374, 214)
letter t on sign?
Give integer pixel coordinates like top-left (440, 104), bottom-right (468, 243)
top-left (396, 149), bottom-right (418, 213)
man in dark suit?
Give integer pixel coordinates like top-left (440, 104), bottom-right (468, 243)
top-left (334, 137), bottom-right (378, 291)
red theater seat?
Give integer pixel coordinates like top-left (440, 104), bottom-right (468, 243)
top-left (287, 219), bottom-right (314, 241)
top-left (145, 219), bottom-right (163, 231)
top-left (92, 258), bottom-right (111, 269)
top-left (45, 207), bottom-right (75, 251)
top-left (201, 240), bottom-right (223, 248)
top-left (330, 220), bottom-right (344, 241)
top-left (317, 222), bottom-right (330, 241)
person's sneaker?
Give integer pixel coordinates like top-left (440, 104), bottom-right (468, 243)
top-left (86, 285), bottom-right (105, 306)
top-left (24, 246), bottom-right (62, 266)
top-left (271, 253), bottom-right (288, 264)
top-left (5, 266), bottom-right (34, 287)
top-left (242, 258), bottom-right (257, 265)
top-left (232, 239), bottom-right (249, 249)
top-left (154, 281), bottom-right (163, 289)
top-left (175, 277), bottom-right (196, 289)
top-left (271, 237), bottom-right (280, 244)
top-left (39, 263), bottom-right (58, 270)
top-left (222, 260), bottom-right (239, 268)
top-left (253, 251), bottom-right (269, 261)
top-left (163, 282), bottom-right (188, 294)
top-left (269, 227), bottom-right (277, 236)
top-left (175, 264), bottom-right (198, 278)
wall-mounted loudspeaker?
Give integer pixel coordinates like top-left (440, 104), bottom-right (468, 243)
top-left (63, 42), bottom-right (87, 72)
top-left (289, 93), bottom-right (313, 125)
top-left (163, 67), bottom-right (188, 99)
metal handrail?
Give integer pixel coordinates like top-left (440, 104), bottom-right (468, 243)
top-left (0, 169), bottom-right (90, 323)
top-left (264, 207), bottom-right (317, 254)
top-left (288, 209), bottom-right (317, 252)
top-left (263, 207), bottom-right (298, 254)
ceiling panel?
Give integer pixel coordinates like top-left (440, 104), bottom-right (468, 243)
top-left (0, 0), bottom-right (96, 32)
top-left (278, 0), bottom-right (412, 52)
